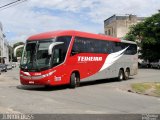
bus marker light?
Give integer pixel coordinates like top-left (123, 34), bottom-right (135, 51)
top-left (54, 76), bottom-right (61, 81)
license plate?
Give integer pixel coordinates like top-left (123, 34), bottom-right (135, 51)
top-left (29, 81), bottom-right (34, 84)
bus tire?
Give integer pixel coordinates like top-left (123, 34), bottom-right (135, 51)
top-left (70, 73), bottom-right (80, 88)
top-left (118, 69), bottom-right (124, 81)
top-left (124, 69), bottom-right (130, 80)
top-left (44, 85), bottom-right (51, 89)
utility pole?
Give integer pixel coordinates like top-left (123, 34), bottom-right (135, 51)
top-left (11, 47), bottom-right (13, 63)
top-left (9, 44), bottom-right (13, 64)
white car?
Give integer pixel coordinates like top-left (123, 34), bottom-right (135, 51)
top-left (11, 62), bottom-right (17, 68)
top-left (139, 60), bottom-right (150, 68)
top-left (150, 60), bottom-right (160, 69)
top-left (6, 64), bottom-right (12, 70)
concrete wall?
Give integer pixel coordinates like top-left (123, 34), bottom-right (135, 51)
top-left (0, 22), bottom-right (9, 64)
top-left (104, 15), bottom-right (145, 38)
top-left (104, 20), bottom-right (117, 37)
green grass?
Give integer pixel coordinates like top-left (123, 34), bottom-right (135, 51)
top-left (131, 82), bottom-right (160, 97)
top-left (131, 83), bottom-right (152, 93)
top-left (154, 83), bottom-right (160, 96)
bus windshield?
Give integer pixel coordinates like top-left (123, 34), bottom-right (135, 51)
top-left (20, 39), bottom-right (55, 71)
top-left (20, 36), bottom-right (71, 72)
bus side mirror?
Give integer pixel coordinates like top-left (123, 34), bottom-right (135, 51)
top-left (48, 42), bottom-right (64, 55)
top-left (14, 45), bottom-right (24, 57)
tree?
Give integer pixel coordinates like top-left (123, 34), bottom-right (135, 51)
top-left (125, 13), bottom-right (160, 61)
top-left (124, 34), bottom-right (136, 42)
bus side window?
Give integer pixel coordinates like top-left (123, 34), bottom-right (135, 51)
top-left (56, 36), bottom-right (72, 58)
top-left (52, 48), bottom-right (63, 65)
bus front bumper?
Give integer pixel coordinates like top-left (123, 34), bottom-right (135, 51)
top-left (20, 71), bottom-right (55, 85)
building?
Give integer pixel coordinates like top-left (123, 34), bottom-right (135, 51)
top-left (104, 14), bottom-right (146, 38)
top-left (0, 22), bottom-right (9, 64)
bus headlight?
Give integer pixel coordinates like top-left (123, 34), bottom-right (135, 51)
top-left (42, 71), bottom-right (55, 77)
top-left (20, 74), bottom-right (31, 79)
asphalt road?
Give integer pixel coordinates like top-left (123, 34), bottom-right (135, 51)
top-left (0, 68), bottom-right (160, 114)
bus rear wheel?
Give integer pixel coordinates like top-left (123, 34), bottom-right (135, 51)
top-left (124, 69), bottom-right (130, 80)
top-left (70, 73), bottom-right (80, 88)
top-left (118, 69), bottom-right (124, 81)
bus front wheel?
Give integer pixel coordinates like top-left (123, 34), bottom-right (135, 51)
top-left (70, 73), bottom-right (80, 88)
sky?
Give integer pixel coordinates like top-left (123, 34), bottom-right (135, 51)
top-left (0, 0), bottom-right (160, 45)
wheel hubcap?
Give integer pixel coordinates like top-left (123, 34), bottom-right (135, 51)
top-left (126, 72), bottom-right (129, 77)
top-left (120, 73), bottom-right (123, 79)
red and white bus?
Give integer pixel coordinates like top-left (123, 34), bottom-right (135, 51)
top-left (15, 30), bottom-right (138, 88)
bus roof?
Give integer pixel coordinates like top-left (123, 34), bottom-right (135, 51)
top-left (28, 30), bottom-right (120, 42)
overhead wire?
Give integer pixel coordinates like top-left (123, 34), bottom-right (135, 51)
top-left (0, 0), bottom-right (27, 11)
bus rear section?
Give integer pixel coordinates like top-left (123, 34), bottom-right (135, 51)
top-left (68, 37), bottom-right (138, 83)
top-left (16, 30), bottom-right (138, 88)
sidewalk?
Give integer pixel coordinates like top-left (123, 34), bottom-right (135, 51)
top-left (0, 106), bottom-right (20, 114)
